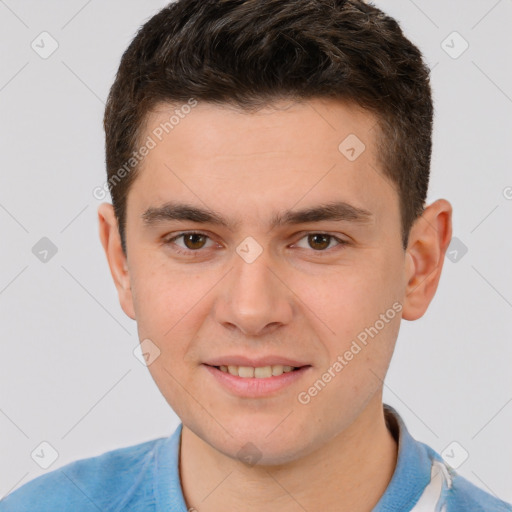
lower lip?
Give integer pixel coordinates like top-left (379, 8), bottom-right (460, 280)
top-left (203, 364), bottom-right (311, 398)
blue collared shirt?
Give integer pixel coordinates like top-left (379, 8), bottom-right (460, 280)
top-left (1, 404), bottom-right (510, 511)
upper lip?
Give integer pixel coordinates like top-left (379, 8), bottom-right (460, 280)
top-left (203, 355), bottom-right (310, 368)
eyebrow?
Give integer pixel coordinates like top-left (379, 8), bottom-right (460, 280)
top-left (141, 200), bottom-right (373, 231)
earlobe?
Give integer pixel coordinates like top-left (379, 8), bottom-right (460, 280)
top-left (97, 203), bottom-right (136, 320)
top-left (402, 199), bottom-right (453, 321)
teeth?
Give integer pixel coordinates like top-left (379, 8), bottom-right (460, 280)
top-left (227, 365), bottom-right (239, 376)
top-left (254, 366), bottom-right (272, 378)
top-left (272, 365), bottom-right (284, 376)
top-left (238, 366), bottom-right (254, 378)
top-left (218, 364), bottom-right (297, 378)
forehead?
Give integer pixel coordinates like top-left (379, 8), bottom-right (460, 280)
top-left (142, 98), bottom-right (378, 165)
top-left (127, 98), bottom-right (397, 228)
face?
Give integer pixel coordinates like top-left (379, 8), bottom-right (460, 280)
top-left (99, 98), bottom-right (452, 465)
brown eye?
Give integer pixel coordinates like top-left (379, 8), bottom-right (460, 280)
top-left (294, 233), bottom-right (347, 253)
top-left (181, 233), bottom-right (208, 250)
top-left (307, 234), bottom-right (331, 251)
top-left (164, 232), bottom-right (215, 255)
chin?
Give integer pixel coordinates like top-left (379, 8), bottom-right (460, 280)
top-left (203, 419), bottom-right (316, 467)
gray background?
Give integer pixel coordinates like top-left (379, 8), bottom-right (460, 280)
top-left (1, 0), bottom-right (511, 503)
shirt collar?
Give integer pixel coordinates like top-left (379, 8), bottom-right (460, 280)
top-left (153, 421), bottom-right (188, 511)
top-left (373, 404), bottom-right (439, 511)
top-left (153, 404), bottom-right (436, 512)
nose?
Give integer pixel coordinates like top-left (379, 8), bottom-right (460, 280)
top-left (213, 248), bottom-right (294, 337)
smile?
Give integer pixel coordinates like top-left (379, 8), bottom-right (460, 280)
top-left (215, 364), bottom-right (299, 378)
top-left (203, 364), bottom-right (311, 398)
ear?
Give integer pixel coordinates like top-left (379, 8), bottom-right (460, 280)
top-left (402, 199), bottom-right (453, 321)
top-left (97, 203), bottom-right (136, 320)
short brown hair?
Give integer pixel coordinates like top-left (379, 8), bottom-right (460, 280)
top-left (104, 0), bottom-right (433, 253)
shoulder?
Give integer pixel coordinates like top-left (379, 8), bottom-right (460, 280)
top-left (445, 469), bottom-right (512, 512)
top-left (383, 405), bottom-right (511, 512)
top-left (0, 437), bottom-right (166, 512)
top-left (420, 442), bottom-right (512, 512)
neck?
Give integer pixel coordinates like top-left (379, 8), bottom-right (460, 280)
top-left (179, 395), bottom-right (398, 512)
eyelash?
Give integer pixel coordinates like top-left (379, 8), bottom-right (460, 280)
top-left (163, 231), bottom-right (349, 257)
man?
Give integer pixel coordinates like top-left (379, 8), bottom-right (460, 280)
top-left (2, 0), bottom-right (510, 510)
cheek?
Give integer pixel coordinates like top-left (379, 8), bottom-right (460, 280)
top-left (298, 261), bottom-right (396, 336)
top-left (302, 256), bottom-right (402, 376)
top-left (129, 256), bottom-right (204, 334)
top-left (297, 277), bottom-right (368, 344)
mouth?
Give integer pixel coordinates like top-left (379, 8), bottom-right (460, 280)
top-left (209, 364), bottom-right (304, 378)
top-left (202, 362), bottom-right (312, 398)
